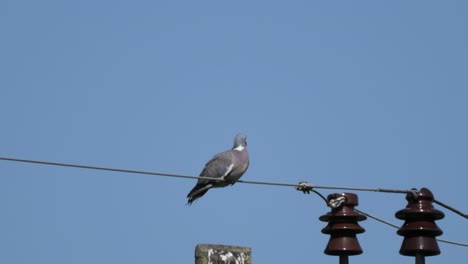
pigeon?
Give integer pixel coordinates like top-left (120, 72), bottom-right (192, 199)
top-left (187, 133), bottom-right (249, 205)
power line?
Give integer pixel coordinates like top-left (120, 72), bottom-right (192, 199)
top-left (0, 157), bottom-right (202, 180)
top-left (434, 199), bottom-right (468, 219)
top-left (0, 156), bottom-right (411, 192)
top-left (1, 156), bottom-right (467, 247)
top-left (354, 208), bottom-right (468, 247)
top-left (1, 156), bottom-right (466, 219)
top-left (354, 208), bottom-right (399, 229)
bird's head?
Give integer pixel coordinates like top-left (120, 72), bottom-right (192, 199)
top-left (233, 133), bottom-right (247, 150)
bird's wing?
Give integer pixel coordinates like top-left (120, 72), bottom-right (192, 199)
top-left (186, 151), bottom-right (234, 203)
top-left (198, 150), bottom-right (234, 182)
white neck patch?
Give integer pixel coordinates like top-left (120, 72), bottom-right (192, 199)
top-left (234, 145), bottom-right (245, 151)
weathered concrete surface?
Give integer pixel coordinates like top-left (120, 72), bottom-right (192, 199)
top-left (195, 244), bottom-right (252, 264)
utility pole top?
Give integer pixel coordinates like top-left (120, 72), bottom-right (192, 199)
top-left (195, 244), bottom-right (252, 264)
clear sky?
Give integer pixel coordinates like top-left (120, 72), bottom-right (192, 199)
top-left (1, 1), bottom-right (467, 263)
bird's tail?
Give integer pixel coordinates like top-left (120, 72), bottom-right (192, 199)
top-left (187, 183), bottom-right (212, 205)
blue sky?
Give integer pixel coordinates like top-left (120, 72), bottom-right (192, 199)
top-left (1, 1), bottom-right (467, 263)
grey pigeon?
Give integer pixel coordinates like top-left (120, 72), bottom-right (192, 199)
top-left (187, 133), bottom-right (249, 205)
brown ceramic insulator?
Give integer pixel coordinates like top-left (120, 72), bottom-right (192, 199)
top-left (319, 193), bottom-right (367, 256)
top-left (395, 187), bottom-right (445, 257)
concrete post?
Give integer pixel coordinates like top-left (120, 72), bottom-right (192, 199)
top-left (195, 244), bottom-right (252, 264)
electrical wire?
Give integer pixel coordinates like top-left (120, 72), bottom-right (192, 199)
top-left (0, 157), bottom-right (412, 191)
top-left (0, 157), bottom-right (402, 190)
top-left (1, 156), bottom-right (467, 247)
top-left (434, 199), bottom-right (468, 219)
top-left (0, 156), bottom-right (466, 219)
top-left (354, 208), bottom-right (468, 247)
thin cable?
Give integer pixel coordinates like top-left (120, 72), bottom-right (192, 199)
top-left (240, 179), bottom-right (412, 194)
top-left (355, 208), bottom-right (400, 228)
top-left (436, 238), bottom-right (468, 247)
top-left (434, 199), bottom-right (468, 219)
top-left (311, 190), bottom-right (329, 205)
top-left (0, 157), bottom-right (413, 192)
top-left (1, 156), bottom-right (466, 219)
top-left (0, 157), bottom-right (219, 181)
top-left (354, 208), bottom-right (468, 247)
